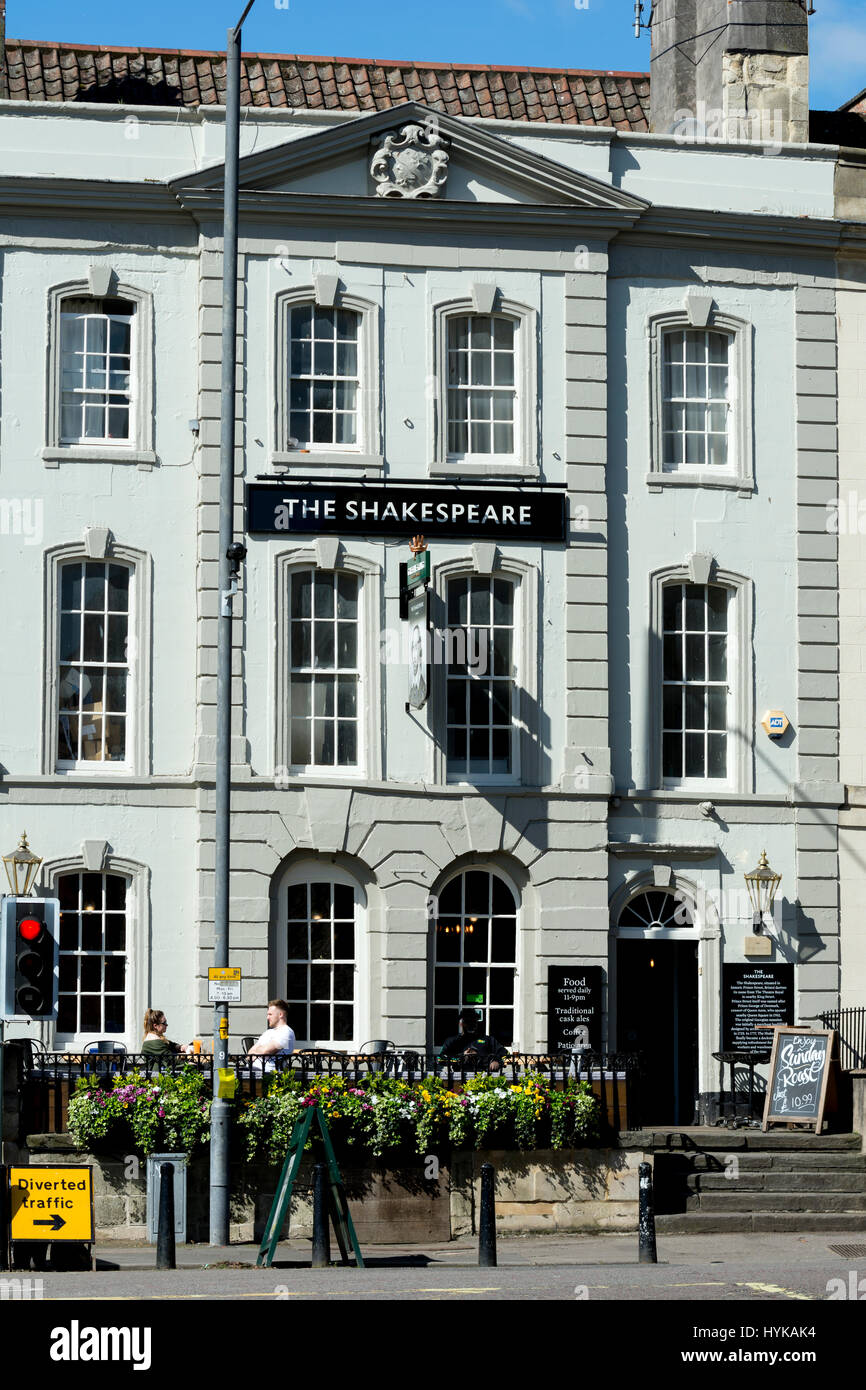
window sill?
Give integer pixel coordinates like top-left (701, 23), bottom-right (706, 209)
top-left (270, 452), bottom-right (383, 473)
top-left (44, 447), bottom-right (157, 471)
top-left (645, 471), bottom-right (754, 495)
top-left (432, 460), bottom-right (540, 480)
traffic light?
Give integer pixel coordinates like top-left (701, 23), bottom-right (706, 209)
top-left (1, 897), bottom-right (60, 1020)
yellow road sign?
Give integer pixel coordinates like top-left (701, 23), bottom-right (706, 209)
top-left (9, 1166), bottom-right (94, 1242)
top-left (208, 967), bottom-right (241, 981)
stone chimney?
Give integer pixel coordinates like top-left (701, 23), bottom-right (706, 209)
top-left (650, 0), bottom-right (809, 146)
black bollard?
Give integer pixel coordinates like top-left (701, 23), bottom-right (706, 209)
top-left (638, 1161), bottom-right (658, 1264)
top-left (156, 1162), bottom-right (176, 1270)
top-left (311, 1163), bottom-right (331, 1269)
top-left (479, 1162), bottom-right (497, 1268)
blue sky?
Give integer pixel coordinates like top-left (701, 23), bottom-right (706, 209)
top-left (6, 0), bottom-right (865, 110)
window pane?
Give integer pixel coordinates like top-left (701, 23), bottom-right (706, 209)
top-left (292, 672), bottom-right (312, 715)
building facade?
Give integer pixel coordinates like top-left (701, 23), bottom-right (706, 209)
top-left (0, 10), bottom-right (861, 1122)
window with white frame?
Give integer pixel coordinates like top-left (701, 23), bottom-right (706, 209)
top-left (446, 314), bottom-right (517, 457)
top-left (56, 871), bottom-right (128, 1040)
top-left (59, 297), bottom-right (135, 444)
top-left (649, 312), bottom-right (752, 490)
top-left (57, 560), bottom-right (133, 767)
top-left (661, 582), bottom-right (730, 783)
top-left (661, 328), bottom-right (731, 470)
top-left (281, 871), bottom-right (358, 1045)
top-left (288, 304), bottom-right (361, 449)
top-left (289, 569), bottom-right (360, 769)
top-left (432, 869), bottom-right (517, 1048)
top-left (445, 575), bottom-right (518, 781)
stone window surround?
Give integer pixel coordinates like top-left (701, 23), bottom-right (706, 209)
top-left (431, 553), bottom-right (538, 789)
top-left (43, 278), bottom-right (156, 470)
top-left (647, 307), bottom-right (754, 494)
top-left (40, 852), bottom-right (149, 1053)
top-left (272, 857), bottom-right (369, 1050)
top-left (648, 560), bottom-right (754, 796)
top-left (430, 294), bottom-right (538, 479)
top-left (42, 540), bottom-right (152, 777)
top-left (274, 546), bottom-right (382, 781)
top-left (271, 284), bottom-right (382, 471)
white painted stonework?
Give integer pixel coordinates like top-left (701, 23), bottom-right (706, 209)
top-left (0, 91), bottom-right (853, 1122)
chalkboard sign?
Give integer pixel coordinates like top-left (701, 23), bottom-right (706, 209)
top-left (722, 964), bottom-right (794, 1056)
top-left (762, 1027), bottom-right (835, 1134)
top-left (547, 966), bottom-right (602, 1052)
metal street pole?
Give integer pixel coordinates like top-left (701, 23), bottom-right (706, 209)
top-left (210, 0), bottom-right (255, 1247)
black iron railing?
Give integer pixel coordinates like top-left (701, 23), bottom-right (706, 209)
top-left (818, 1007), bottom-right (866, 1070)
top-left (13, 1047), bottom-right (642, 1136)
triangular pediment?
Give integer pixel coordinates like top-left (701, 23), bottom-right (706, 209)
top-left (170, 101), bottom-right (649, 213)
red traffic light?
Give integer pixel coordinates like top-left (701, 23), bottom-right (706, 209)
top-left (18, 917), bottom-right (42, 941)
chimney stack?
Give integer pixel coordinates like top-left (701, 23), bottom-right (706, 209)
top-left (650, 0), bottom-right (810, 146)
top-left (0, 0), bottom-right (7, 101)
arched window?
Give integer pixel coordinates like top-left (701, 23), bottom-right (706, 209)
top-left (59, 295), bottom-right (135, 444)
top-left (446, 313), bottom-right (517, 458)
top-left (275, 864), bottom-right (364, 1046)
top-left (56, 558), bottom-right (134, 767)
top-left (56, 870), bottom-right (129, 1041)
top-left (432, 869), bottom-right (517, 1047)
top-left (288, 304), bottom-right (361, 448)
top-left (661, 580), bottom-right (730, 783)
top-left (433, 297), bottom-right (537, 475)
top-left (617, 888), bottom-right (694, 932)
top-left (647, 309), bottom-right (753, 490)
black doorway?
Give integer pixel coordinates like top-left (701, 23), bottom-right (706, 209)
top-left (616, 939), bottom-right (699, 1125)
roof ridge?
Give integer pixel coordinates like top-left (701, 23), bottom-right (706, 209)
top-left (5, 39), bottom-right (648, 80)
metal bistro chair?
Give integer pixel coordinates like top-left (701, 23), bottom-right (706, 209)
top-left (359, 1039), bottom-right (397, 1075)
top-left (83, 1040), bottom-right (127, 1077)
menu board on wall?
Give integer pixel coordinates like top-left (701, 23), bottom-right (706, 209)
top-left (722, 964), bottom-right (794, 1056)
top-left (547, 966), bottom-right (602, 1052)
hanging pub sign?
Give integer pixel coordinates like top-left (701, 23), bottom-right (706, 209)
top-left (762, 1027), bottom-right (836, 1133)
top-left (246, 482), bottom-right (567, 542)
top-left (547, 965), bottom-right (602, 1052)
top-left (407, 589), bottom-right (429, 710)
top-left (722, 964), bottom-right (794, 1057)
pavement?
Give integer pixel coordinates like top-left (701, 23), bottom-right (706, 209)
top-left (85, 1226), bottom-right (865, 1269)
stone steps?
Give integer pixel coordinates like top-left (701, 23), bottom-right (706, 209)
top-left (656, 1211), bottom-right (866, 1235)
top-left (649, 1131), bottom-right (866, 1230)
top-left (694, 1171), bottom-right (866, 1192)
top-left (686, 1189), bottom-right (866, 1213)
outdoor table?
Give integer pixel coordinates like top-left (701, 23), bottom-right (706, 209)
top-left (712, 1049), bottom-right (760, 1127)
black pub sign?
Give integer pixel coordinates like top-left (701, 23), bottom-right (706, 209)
top-left (547, 965), bottom-right (603, 1052)
top-left (246, 482), bottom-right (567, 542)
top-left (722, 964), bottom-right (795, 1056)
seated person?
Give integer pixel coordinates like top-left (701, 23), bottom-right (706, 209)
top-left (141, 1009), bottom-right (193, 1057)
top-left (438, 1008), bottom-right (508, 1072)
top-left (246, 999), bottom-right (296, 1067)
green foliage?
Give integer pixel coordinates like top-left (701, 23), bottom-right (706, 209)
top-left (66, 1068), bottom-right (601, 1162)
top-left (67, 1068), bottom-right (211, 1157)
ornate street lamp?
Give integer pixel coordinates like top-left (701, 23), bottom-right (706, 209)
top-left (2, 831), bottom-right (42, 897)
top-left (744, 850), bottom-right (782, 933)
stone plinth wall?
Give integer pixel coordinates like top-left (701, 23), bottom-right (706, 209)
top-left (26, 1136), bottom-right (645, 1241)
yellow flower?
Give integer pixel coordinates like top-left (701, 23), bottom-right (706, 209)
top-left (510, 1085), bottom-right (522, 1093)
top-left (421, 1089), bottom-right (430, 1102)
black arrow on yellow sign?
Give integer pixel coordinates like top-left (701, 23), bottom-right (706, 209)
top-left (33, 1215), bottom-right (66, 1230)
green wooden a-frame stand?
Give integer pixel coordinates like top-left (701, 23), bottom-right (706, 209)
top-left (256, 1106), bottom-right (364, 1268)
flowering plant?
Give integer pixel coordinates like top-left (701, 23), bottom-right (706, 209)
top-left (67, 1067), bottom-right (211, 1156)
top-left (238, 1072), bottom-right (601, 1164)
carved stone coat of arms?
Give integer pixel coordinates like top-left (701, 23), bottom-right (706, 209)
top-left (370, 123), bottom-right (450, 199)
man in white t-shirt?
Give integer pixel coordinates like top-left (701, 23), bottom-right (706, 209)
top-left (247, 999), bottom-right (295, 1060)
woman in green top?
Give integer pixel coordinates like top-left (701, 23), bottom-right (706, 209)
top-left (141, 1009), bottom-right (193, 1057)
